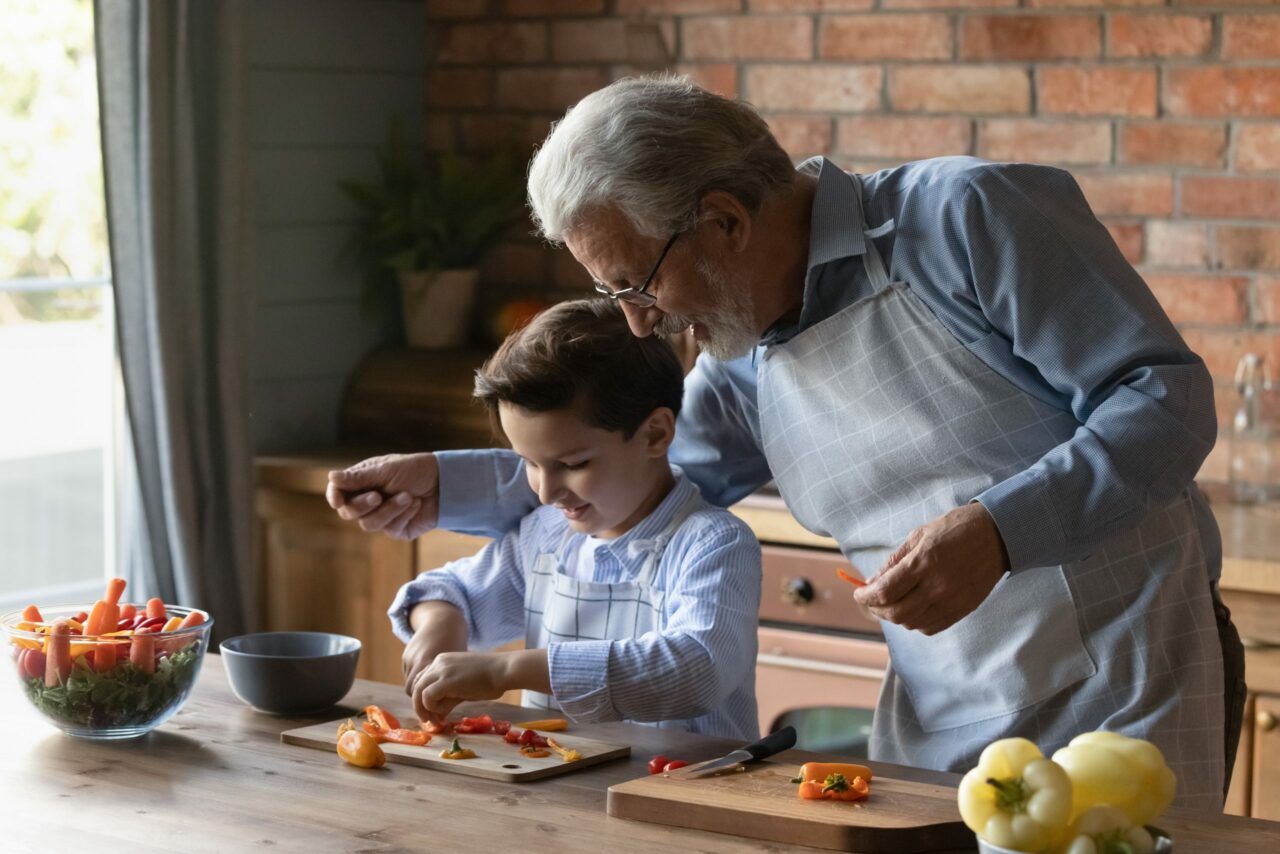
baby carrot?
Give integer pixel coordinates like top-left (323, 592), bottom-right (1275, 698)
top-left (83, 600), bottom-right (109, 636)
top-left (130, 633), bottom-right (156, 675)
top-left (119, 603), bottom-right (137, 622)
top-left (177, 610), bottom-right (206, 630)
top-left (21, 604), bottom-right (42, 622)
top-left (94, 640), bottom-right (118, 673)
top-left (104, 577), bottom-right (127, 606)
top-left (145, 598), bottom-right (167, 620)
top-left (835, 568), bottom-right (867, 588)
top-left (44, 621), bottom-right (72, 687)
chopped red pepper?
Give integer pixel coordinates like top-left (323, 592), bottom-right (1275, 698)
top-left (364, 704), bottom-right (401, 731)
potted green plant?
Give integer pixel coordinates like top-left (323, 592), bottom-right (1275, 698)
top-left (340, 119), bottom-right (526, 348)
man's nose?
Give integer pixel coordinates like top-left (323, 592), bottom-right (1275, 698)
top-left (619, 301), bottom-right (661, 337)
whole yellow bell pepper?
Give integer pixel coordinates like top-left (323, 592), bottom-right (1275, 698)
top-left (958, 737), bottom-right (1073, 853)
top-left (1056, 804), bottom-right (1156, 854)
top-left (1050, 731), bottom-right (1175, 826)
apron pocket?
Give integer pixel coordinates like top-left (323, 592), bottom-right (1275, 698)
top-left (885, 564), bottom-right (1097, 733)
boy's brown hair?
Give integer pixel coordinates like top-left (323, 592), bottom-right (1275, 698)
top-left (474, 298), bottom-right (684, 440)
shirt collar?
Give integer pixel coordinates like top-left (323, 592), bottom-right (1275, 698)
top-left (571, 466), bottom-right (698, 566)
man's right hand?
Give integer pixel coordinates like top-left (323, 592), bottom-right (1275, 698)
top-left (326, 452), bottom-right (441, 540)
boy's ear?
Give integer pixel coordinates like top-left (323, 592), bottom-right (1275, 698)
top-left (642, 407), bottom-right (676, 457)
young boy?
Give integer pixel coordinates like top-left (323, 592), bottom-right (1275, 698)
top-left (386, 299), bottom-right (762, 741)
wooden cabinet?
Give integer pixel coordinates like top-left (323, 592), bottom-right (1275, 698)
top-left (255, 456), bottom-right (495, 688)
top-left (1226, 644), bottom-right (1280, 820)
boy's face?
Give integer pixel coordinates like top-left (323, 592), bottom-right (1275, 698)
top-left (498, 401), bottom-right (672, 539)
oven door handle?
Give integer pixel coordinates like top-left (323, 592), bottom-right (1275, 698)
top-left (756, 652), bottom-right (885, 681)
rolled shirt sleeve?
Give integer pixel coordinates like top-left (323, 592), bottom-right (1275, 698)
top-left (957, 165), bottom-right (1217, 571)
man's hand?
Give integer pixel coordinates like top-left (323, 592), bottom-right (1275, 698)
top-left (326, 453), bottom-right (440, 539)
top-left (853, 502), bottom-right (1010, 636)
top-left (407, 651), bottom-right (511, 723)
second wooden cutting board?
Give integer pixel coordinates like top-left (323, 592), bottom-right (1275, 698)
top-left (282, 719), bottom-right (630, 782)
top-left (607, 759), bottom-right (972, 853)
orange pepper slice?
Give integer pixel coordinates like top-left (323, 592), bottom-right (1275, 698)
top-left (835, 568), bottom-right (867, 588)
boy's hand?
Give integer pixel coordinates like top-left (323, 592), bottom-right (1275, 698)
top-left (326, 453), bottom-right (440, 539)
top-left (408, 652), bottom-right (509, 723)
top-left (402, 601), bottom-right (468, 696)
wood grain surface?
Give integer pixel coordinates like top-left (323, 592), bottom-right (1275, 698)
top-left (4, 655), bottom-right (1279, 853)
top-left (283, 717), bottom-right (630, 782)
top-left (608, 759), bottom-right (971, 853)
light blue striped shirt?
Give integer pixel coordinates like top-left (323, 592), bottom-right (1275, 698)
top-left (434, 155), bottom-right (1220, 583)
top-left (388, 469), bottom-right (762, 741)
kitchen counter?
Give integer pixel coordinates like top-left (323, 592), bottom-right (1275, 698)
top-left (5, 656), bottom-right (1278, 852)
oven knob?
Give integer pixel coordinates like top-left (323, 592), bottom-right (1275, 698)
top-left (783, 578), bottom-right (815, 606)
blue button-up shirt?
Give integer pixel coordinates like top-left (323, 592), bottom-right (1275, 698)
top-left (390, 469), bottom-right (762, 741)
top-left (436, 156), bottom-right (1220, 583)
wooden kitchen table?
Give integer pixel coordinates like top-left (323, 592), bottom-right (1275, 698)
top-left (5, 656), bottom-right (1279, 854)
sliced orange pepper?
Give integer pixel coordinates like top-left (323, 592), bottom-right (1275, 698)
top-left (365, 704), bottom-right (402, 731)
top-left (546, 737), bottom-right (582, 762)
top-left (440, 737), bottom-right (476, 760)
top-left (835, 568), bottom-right (867, 588)
top-left (797, 761), bottom-right (874, 783)
top-left (798, 772), bottom-right (870, 802)
top-left (516, 718), bottom-right (567, 732)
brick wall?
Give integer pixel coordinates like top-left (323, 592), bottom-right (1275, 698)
top-left (425, 0), bottom-right (1280, 485)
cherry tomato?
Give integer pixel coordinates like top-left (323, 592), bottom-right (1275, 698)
top-left (492, 719), bottom-right (512, 735)
top-left (663, 761), bottom-right (689, 772)
top-left (503, 729), bottom-right (522, 744)
top-left (648, 755), bottom-right (670, 775)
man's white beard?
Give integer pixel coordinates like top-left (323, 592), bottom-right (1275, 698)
top-left (656, 258), bottom-right (758, 361)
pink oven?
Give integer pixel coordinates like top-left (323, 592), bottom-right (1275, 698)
top-left (755, 542), bottom-right (888, 754)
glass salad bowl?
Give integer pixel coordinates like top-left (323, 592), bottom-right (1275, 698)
top-left (4, 603), bottom-right (212, 739)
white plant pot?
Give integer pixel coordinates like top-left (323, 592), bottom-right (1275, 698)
top-left (976, 826), bottom-right (1173, 854)
top-left (398, 268), bottom-right (478, 349)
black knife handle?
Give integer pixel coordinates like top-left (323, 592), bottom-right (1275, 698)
top-left (743, 725), bottom-right (797, 762)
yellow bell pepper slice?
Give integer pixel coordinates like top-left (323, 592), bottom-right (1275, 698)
top-left (515, 718), bottom-right (567, 732)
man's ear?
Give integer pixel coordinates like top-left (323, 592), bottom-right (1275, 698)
top-left (698, 190), bottom-right (751, 253)
top-left (642, 407), bottom-right (676, 458)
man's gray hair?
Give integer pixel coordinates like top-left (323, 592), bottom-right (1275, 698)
top-left (527, 74), bottom-right (796, 243)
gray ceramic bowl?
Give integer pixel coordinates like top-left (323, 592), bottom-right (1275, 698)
top-left (220, 631), bottom-right (360, 715)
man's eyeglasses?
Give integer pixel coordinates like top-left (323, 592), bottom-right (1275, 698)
top-left (593, 232), bottom-right (680, 308)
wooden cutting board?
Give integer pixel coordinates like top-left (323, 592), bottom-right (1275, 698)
top-left (607, 759), bottom-right (972, 853)
top-left (282, 719), bottom-right (630, 782)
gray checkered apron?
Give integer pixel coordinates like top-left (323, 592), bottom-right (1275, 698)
top-left (520, 489), bottom-right (704, 713)
top-left (756, 175), bottom-right (1225, 810)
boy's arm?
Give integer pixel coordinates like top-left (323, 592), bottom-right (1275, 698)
top-left (387, 525), bottom-right (528, 650)
top-left (545, 517), bottom-right (762, 725)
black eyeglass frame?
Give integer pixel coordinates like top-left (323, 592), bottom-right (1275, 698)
top-left (593, 231), bottom-right (681, 308)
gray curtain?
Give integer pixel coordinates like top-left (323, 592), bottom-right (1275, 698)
top-left (95, 0), bottom-right (253, 639)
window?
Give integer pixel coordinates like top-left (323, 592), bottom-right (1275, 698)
top-left (0, 0), bottom-right (115, 610)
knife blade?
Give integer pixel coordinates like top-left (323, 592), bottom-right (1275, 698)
top-left (683, 725), bottom-right (797, 779)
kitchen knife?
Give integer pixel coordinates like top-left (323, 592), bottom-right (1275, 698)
top-left (683, 725), bottom-right (798, 779)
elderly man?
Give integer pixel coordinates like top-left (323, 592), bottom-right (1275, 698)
top-left (329, 75), bottom-right (1244, 810)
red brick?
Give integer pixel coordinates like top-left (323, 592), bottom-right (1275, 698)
top-left (1216, 226), bottom-right (1280, 271)
top-left (820, 14), bottom-right (951, 61)
top-left (1223, 15), bottom-right (1280, 59)
top-left (1180, 329), bottom-right (1280, 381)
top-left (1144, 273), bottom-right (1248, 324)
top-left (1105, 221), bottom-right (1144, 265)
top-left (1026, 0), bottom-right (1162, 6)
top-left (750, 0), bottom-right (872, 10)
top-left (1238, 124), bottom-right (1280, 172)
top-left (886, 0), bottom-right (1015, 7)
top-left (890, 66), bottom-right (1029, 114)
top-left (427, 0), bottom-right (486, 18)
top-left (458, 114), bottom-right (554, 153)
top-left (835, 116), bottom-right (971, 161)
top-left (1108, 14), bottom-right (1211, 59)
top-left (961, 15), bottom-right (1099, 61)
top-left (425, 70), bottom-right (494, 111)
top-left (767, 116), bottom-right (833, 158)
top-left (683, 16), bottom-right (812, 61)
top-left (1178, 0), bottom-right (1280, 6)
top-left (553, 20), bottom-right (673, 63)
top-left (1182, 177), bottom-right (1280, 220)
top-left (1146, 221), bottom-right (1209, 268)
top-left (1119, 122), bottom-right (1226, 168)
top-left (495, 68), bottom-right (610, 112)
top-left (500, 0), bottom-right (605, 14)
top-left (1257, 276), bottom-right (1280, 325)
top-left (1073, 173), bottom-right (1174, 216)
top-left (1038, 67), bottom-right (1156, 117)
top-left (437, 23), bottom-right (546, 65)
top-left (1166, 68), bottom-right (1280, 119)
top-left (675, 64), bottom-right (739, 99)
top-left (977, 120), bottom-right (1111, 165)
top-left (747, 65), bottom-right (882, 112)
top-left (618, 0), bottom-right (741, 12)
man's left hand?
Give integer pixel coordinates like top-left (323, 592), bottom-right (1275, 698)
top-left (853, 502), bottom-right (1010, 636)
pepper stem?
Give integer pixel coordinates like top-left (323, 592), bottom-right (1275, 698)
top-left (986, 777), bottom-right (1031, 812)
